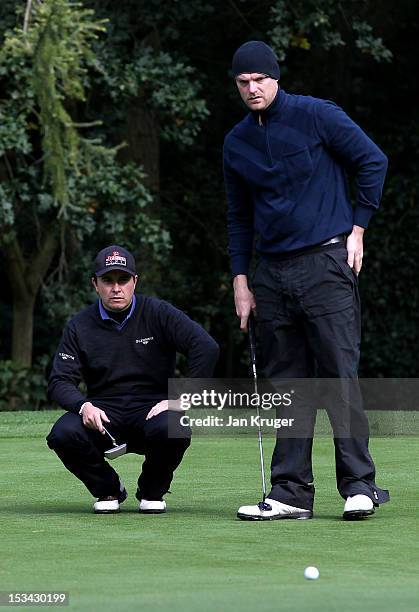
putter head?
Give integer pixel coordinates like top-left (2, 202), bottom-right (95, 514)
top-left (258, 501), bottom-right (272, 512)
top-left (104, 443), bottom-right (127, 460)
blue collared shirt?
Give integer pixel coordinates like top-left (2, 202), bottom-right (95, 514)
top-left (98, 295), bottom-right (137, 330)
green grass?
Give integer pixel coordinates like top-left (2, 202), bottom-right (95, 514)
top-left (0, 411), bottom-right (418, 611)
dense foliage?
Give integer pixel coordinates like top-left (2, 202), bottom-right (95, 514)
top-left (0, 0), bottom-right (418, 408)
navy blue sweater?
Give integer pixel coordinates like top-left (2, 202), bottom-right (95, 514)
top-left (48, 295), bottom-right (219, 414)
top-left (223, 88), bottom-right (388, 277)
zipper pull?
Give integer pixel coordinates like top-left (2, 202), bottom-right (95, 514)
top-left (258, 113), bottom-right (263, 126)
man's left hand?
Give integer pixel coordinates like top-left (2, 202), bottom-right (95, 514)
top-left (146, 399), bottom-right (185, 420)
top-left (146, 400), bottom-right (169, 420)
top-left (346, 225), bottom-right (365, 275)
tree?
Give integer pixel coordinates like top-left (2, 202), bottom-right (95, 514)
top-left (1, 0), bottom-right (417, 386)
top-left (0, 1), bottom-right (158, 365)
top-left (0, 0), bottom-right (209, 367)
top-left (0, 0), bottom-right (105, 365)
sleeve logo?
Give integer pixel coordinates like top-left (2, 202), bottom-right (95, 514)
top-left (59, 352), bottom-right (75, 361)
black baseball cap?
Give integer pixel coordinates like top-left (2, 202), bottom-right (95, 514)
top-left (93, 245), bottom-right (136, 277)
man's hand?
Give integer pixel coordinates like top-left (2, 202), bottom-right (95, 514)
top-left (233, 274), bottom-right (257, 331)
top-left (146, 400), bottom-right (169, 420)
top-left (346, 225), bottom-right (365, 275)
top-left (146, 399), bottom-right (186, 420)
top-left (80, 402), bottom-right (110, 433)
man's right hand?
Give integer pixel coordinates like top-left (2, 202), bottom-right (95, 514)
top-left (80, 402), bottom-right (110, 433)
top-left (233, 274), bottom-right (257, 331)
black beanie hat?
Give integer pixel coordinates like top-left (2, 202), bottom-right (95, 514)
top-left (232, 41), bottom-right (280, 80)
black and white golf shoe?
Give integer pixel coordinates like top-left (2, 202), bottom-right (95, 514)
top-left (138, 499), bottom-right (167, 514)
top-left (237, 498), bottom-right (313, 521)
top-left (93, 487), bottom-right (128, 514)
top-left (343, 494), bottom-right (375, 520)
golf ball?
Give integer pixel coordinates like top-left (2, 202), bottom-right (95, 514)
top-left (304, 566), bottom-right (320, 580)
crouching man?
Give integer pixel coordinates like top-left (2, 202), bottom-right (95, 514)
top-left (47, 245), bottom-right (219, 514)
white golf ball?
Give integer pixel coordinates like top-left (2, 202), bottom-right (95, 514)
top-left (304, 566), bottom-right (320, 580)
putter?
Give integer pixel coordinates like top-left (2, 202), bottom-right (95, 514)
top-left (248, 314), bottom-right (272, 512)
top-left (103, 427), bottom-right (127, 460)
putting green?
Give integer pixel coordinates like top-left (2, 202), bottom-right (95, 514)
top-left (0, 411), bottom-right (418, 611)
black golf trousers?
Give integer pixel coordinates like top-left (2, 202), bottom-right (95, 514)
top-left (253, 244), bottom-right (389, 511)
top-left (46, 408), bottom-right (191, 501)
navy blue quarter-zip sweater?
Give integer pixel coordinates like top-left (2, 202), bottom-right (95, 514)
top-left (48, 295), bottom-right (220, 414)
top-left (223, 88), bottom-right (388, 277)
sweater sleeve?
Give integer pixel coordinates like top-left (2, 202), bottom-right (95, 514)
top-left (157, 301), bottom-right (219, 377)
top-left (223, 142), bottom-right (254, 277)
top-left (314, 100), bottom-right (388, 228)
top-left (47, 322), bottom-right (87, 413)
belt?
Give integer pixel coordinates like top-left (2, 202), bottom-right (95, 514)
top-left (320, 234), bottom-right (346, 246)
top-left (261, 234), bottom-right (347, 262)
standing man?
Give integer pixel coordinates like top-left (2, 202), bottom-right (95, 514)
top-left (47, 245), bottom-right (219, 514)
top-left (223, 41), bottom-right (389, 520)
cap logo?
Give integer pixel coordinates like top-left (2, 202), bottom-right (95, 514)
top-left (105, 251), bottom-right (126, 268)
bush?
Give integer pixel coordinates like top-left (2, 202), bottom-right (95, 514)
top-left (0, 357), bottom-right (50, 411)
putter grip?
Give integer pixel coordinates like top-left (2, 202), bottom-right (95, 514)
top-left (248, 314), bottom-right (257, 366)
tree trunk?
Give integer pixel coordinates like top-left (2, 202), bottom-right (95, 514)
top-left (11, 294), bottom-right (36, 367)
top-left (2, 226), bottom-right (58, 367)
top-left (120, 98), bottom-right (160, 195)
top-left (118, 31), bottom-right (161, 195)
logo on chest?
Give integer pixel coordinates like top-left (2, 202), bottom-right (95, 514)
top-left (136, 337), bottom-right (154, 346)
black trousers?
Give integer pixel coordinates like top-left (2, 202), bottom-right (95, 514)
top-left (46, 408), bottom-right (191, 501)
top-left (253, 244), bottom-right (389, 511)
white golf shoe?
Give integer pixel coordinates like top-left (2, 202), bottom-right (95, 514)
top-left (93, 484), bottom-right (127, 514)
top-left (237, 498), bottom-right (313, 521)
top-left (343, 494), bottom-right (374, 520)
top-left (139, 499), bottom-right (167, 514)
top-left (94, 496), bottom-right (121, 514)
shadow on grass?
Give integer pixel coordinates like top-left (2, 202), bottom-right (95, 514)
top-left (2, 502), bottom-right (90, 515)
top-left (3, 500), bottom-right (383, 523)
top-left (2, 503), bottom-right (233, 518)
